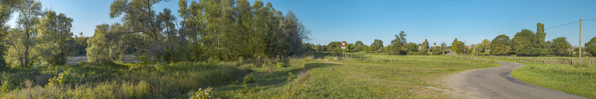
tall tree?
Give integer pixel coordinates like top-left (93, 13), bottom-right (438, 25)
top-left (536, 23), bottom-right (547, 55)
top-left (388, 31), bottom-right (407, 55)
top-left (110, 0), bottom-right (169, 63)
top-left (354, 40), bottom-right (364, 52)
top-left (6, 0), bottom-right (42, 67)
top-left (441, 42), bottom-right (446, 54)
top-left (451, 38), bottom-right (464, 54)
top-left (512, 29), bottom-right (542, 56)
top-left (0, 0), bottom-right (22, 68)
top-left (551, 37), bottom-right (571, 56)
top-left (36, 10), bottom-right (75, 65)
top-left (406, 42), bottom-right (418, 53)
top-left (421, 39), bottom-right (429, 53)
top-left (586, 37), bottom-right (596, 56)
top-left (371, 39), bottom-right (384, 52)
top-left (86, 23), bottom-right (128, 62)
top-left (491, 34), bottom-right (512, 55)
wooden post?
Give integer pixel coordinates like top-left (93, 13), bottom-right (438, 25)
top-left (579, 19), bottom-right (582, 65)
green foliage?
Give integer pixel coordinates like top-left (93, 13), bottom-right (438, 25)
top-left (0, 73), bottom-right (16, 92)
top-left (371, 39), bottom-right (384, 52)
top-left (276, 63), bottom-right (286, 68)
top-left (85, 23), bottom-right (127, 62)
top-left (512, 28), bottom-right (547, 56)
top-left (243, 73), bottom-right (255, 87)
top-left (406, 42), bottom-right (418, 53)
top-left (354, 41), bottom-right (365, 52)
top-left (2, 61), bottom-right (249, 98)
top-left (189, 87), bottom-right (221, 99)
top-left (471, 39), bottom-right (491, 55)
top-left (388, 31), bottom-right (408, 55)
top-left (586, 37), bottom-right (596, 56)
top-left (47, 70), bottom-right (75, 85)
top-left (73, 33), bottom-right (90, 55)
top-left (5, 0), bottom-right (42, 67)
top-left (551, 37), bottom-right (572, 56)
top-left (451, 38), bottom-right (465, 54)
top-left (36, 10), bottom-right (76, 65)
top-left (491, 34), bottom-right (513, 55)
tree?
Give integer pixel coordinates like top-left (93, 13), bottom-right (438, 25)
top-left (0, 0), bottom-right (22, 68)
top-left (440, 42), bottom-right (446, 54)
top-left (491, 34), bottom-right (512, 55)
top-left (354, 40), bottom-right (364, 52)
top-left (406, 42), bottom-right (418, 53)
top-left (110, 0), bottom-right (170, 63)
top-left (388, 31), bottom-right (407, 55)
top-left (420, 39), bottom-right (429, 54)
top-left (472, 39), bottom-right (491, 55)
top-left (86, 23), bottom-right (128, 62)
top-left (512, 29), bottom-right (543, 56)
top-left (586, 37), bottom-right (596, 56)
top-left (73, 33), bottom-right (90, 55)
top-left (551, 37), bottom-right (571, 56)
top-left (6, 0), bottom-right (42, 67)
top-left (371, 39), bottom-right (384, 52)
top-left (536, 23), bottom-right (547, 55)
top-left (36, 10), bottom-right (75, 65)
top-left (451, 38), bottom-right (465, 54)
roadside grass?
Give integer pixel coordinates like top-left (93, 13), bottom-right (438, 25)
top-left (218, 53), bottom-right (499, 99)
top-left (479, 56), bottom-right (596, 98)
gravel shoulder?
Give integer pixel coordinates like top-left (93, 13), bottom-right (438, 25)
top-left (442, 61), bottom-right (587, 99)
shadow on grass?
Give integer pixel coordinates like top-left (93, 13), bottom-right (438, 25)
top-left (217, 62), bottom-right (338, 92)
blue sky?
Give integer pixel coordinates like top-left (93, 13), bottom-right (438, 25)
top-left (7, 0), bottom-right (596, 46)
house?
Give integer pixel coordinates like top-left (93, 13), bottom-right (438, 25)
top-left (467, 44), bottom-right (477, 49)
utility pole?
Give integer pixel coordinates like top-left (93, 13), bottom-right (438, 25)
top-left (580, 19), bottom-right (582, 65)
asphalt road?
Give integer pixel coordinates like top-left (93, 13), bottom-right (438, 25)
top-left (444, 61), bottom-right (588, 99)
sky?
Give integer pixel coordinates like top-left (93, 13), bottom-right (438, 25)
top-left (7, 0), bottom-right (596, 47)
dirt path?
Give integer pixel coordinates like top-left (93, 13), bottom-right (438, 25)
top-left (442, 61), bottom-right (587, 99)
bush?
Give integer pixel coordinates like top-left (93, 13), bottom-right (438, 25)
top-left (189, 87), bottom-right (221, 99)
top-left (276, 63), bottom-right (286, 68)
top-left (48, 70), bottom-right (76, 85)
top-left (243, 73), bottom-right (256, 87)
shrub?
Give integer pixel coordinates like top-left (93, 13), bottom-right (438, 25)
top-left (243, 73), bottom-right (255, 87)
top-left (276, 63), bottom-right (286, 68)
top-left (189, 87), bottom-right (221, 99)
top-left (123, 81), bottom-right (151, 98)
top-left (48, 70), bottom-right (76, 85)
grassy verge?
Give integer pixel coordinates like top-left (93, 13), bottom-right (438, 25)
top-left (479, 56), bottom-right (596, 98)
top-left (218, 53), bottom-right (499, 98)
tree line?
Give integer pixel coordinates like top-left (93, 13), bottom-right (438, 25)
top-left (307, 31), bottom-right (448, 56)
top-left (475, 23), bottom-right (595, 56)
top-left (0, 0), bottom-right (310, 68)
top-left (309, 23), bottom-right (596, 57)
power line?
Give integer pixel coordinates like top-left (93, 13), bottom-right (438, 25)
top-left (545, 19), bottom-right (596, 30)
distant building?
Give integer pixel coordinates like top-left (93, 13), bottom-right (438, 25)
top-left (467, 44), bottom-right (477, 49)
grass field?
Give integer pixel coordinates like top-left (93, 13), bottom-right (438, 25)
top-left (217, 53), bottom-right (499, 98)
top-left (476, 56), bottom-right (596, 98)
top-left (0, 53), bottom-right (523, 98)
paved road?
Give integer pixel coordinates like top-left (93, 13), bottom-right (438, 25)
top-left (444, 61), bottom-right (587, 99)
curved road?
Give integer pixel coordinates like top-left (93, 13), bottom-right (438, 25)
top-left (445, 61), bottom-right (587, 99)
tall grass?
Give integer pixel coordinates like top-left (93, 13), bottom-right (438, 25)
top-left (0, 61), bottom-right (250, 98)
